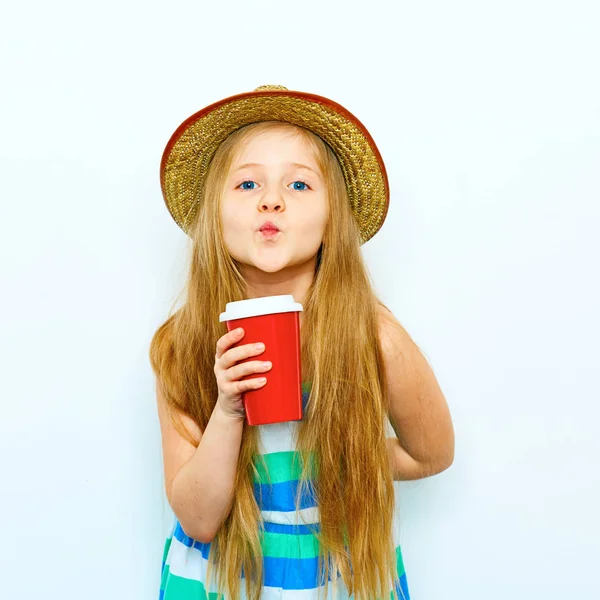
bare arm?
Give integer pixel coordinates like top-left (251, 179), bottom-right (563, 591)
top-left (156, 327), bottom-right (271, 543)
top-left (378, 304), bottom-right (455, 478)
top-left (156, 382), bottom-right (245, 543)
top-left (386, 436), bottom-right (446, 481)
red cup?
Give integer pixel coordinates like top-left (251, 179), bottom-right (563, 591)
top-left (219, 295), bottom-right (303, 426)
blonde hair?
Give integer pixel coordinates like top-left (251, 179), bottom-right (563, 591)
top-left (149, 121), bottom-right (400, 599)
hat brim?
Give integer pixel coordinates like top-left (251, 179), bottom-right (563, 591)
top-left (160, 89), bottom-right (389, 244)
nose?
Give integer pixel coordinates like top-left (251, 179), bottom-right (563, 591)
top-left (258, 190), bottom-right (285, 213)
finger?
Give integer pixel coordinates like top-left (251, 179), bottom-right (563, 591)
top-left (215, 327), bottom-right (244, 360)
top-left (226, 359), bottom-right (272, 382)
top-left (221, 341), bottom-right (266, 369)
top-left (233, 377), bottom-right (267, 394)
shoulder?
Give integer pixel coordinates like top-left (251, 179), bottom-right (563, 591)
top-left (375, 302), bottom-right (414, 358)
top-left (374, 302), bottom-right (431, 400)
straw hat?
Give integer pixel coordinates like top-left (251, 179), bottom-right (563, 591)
top-left (160, 85), bottom-right (390, 244)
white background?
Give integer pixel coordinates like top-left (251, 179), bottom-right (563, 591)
top-left (1, 1), bottom-right (598, 598)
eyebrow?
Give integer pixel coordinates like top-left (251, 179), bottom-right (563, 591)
top-left (233, 162), bottom-right (321, 176)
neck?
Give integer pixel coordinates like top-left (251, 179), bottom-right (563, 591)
top-left (240, 258), bottom-right (316, 321)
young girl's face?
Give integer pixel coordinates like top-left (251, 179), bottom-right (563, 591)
top-left (221, 128), bottom-right (328, 276)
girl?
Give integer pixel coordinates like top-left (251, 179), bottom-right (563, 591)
top-left (150, 85), bottom-right (454, 600)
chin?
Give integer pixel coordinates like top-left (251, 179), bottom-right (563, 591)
top-left (254, 261), bottom-right (290, 274)
top-left (249, 250), bottom-right (292, 273)
top-left (239, 250), bottom-right (313, 275)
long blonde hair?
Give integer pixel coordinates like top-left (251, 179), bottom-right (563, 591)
top-left (149, 121), bottom-right (400, 599)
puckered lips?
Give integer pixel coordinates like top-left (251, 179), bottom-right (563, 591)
top-left (258, 221), bottom-right (281, 239)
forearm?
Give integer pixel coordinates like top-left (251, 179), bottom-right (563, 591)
top-left (171, 403), bottom-right (244, 542)
top-left (387, 437), bottom-right (449, 481)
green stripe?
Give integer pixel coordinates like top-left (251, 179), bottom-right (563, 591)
top-left (161, 564), bottom-right (224, 599)
top-left (163, 537), bottom-right (173, 562)
top-left (261, 530), bottom-right (321, 559)
top-left (260, 531), bottom-right (405, 578)
top-left (160, 535), bottom-right (173, 590)
top-left (252, 450), bottom-right (317, 484)
top-left (395, 544), bottom-right (405, 578)
top-left (161, 534), bottom-right (172, 564)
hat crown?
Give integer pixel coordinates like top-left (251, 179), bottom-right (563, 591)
top-left (253, 84), bottom-right (288, 91)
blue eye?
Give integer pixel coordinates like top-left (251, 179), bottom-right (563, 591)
top-left (291, 181), bottom-right (309, 190)
top-left (237, 180), bottom-right (310, 191)
top-left (239, 181), bottom-right (257, 190)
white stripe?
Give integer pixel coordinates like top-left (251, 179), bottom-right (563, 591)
top-left (261, 505), bottom-right (320, 525)
top-left (257, 420), bottom-right (299, 454)
top-left (166, 535), bottom-right (211, 585)
top-left (239, 576), bottom-right (351, 600)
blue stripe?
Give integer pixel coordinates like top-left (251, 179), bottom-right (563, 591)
top-left (262, 554), bottom-right (329, 588)
top-left (173, 522), bottom-right (211, 559)
top-left (241, 554), bottom-right (339, 589)
top-left (257, 554), bottom-right (408, 592)
top-left (253, 478), bottom-right (317, 512)
top-left (398, 572), bottom-right (411, 599)
top-left (302, 388), bottom-right (310, 411)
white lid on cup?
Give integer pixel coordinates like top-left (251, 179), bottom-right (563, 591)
top-left (219, 294), bottom-right (303, 322)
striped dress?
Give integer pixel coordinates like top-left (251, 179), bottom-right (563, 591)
top-left (159, 384), bottom-right (411, 599)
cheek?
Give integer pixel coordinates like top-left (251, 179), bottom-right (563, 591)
top-left (295, 212), bottom-right (328, 250)
top-left (311, 207), bottom-right (329, 238)
top-left (220, 205), bottom-right (245, 237)
top-left (299, 203), bottom-right (328, 230)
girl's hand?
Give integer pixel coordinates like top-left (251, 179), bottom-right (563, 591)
top-left (214, 327), bottom-right (271, 421)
